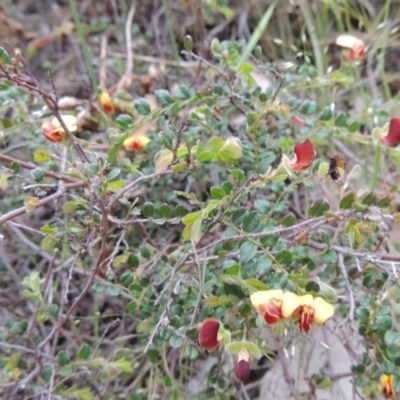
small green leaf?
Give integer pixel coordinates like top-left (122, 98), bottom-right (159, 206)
top-left (355, 306), bottom-right (370, 322)
top-left (78, 344), bottom-right (91, 360)
top-left (280, 213), bottom-right (296, 227)
top-left (317, 281), bottom-right (337, 302)
top-left (242, 211), bottom-right (261, 232)
top-left (107, 168), bottom-right (121, 181)
top-left (301, 100), bottom-right (318, 115)
top-left (175, 205), bottom-right (186, 218)
top-left (142, 202), bottom-right (155, 218)
top-left (159, 203), bottom-right (171, 219)
top-left (127, 253), bottom-right (139, 268)
top-left (0, 47), bottom-right (10, 64)
top-left (57, 350), bottom-right (71, 366)
top-left (276, 250), bottom-right (292, 264)
top-left (34, 150), bottom-right (51, 162)
top-left (348, 121), bottom-right (359, 133)
top-left (155, 89), bottom-right (173, 106)
top-left (196, 151), bottom-right (215, 163)
top-left (310, 199), bottom-right (330, 216)
top-left (339, 192), bottom-right (356, 209)
top-left (174, 84), bottom-right (192, 100)
top-left (210, 186), bottom-right (226, 199)
top-left (115, 114), bottom-right (134, 129)
top-left (206, 137), bottom-right (224, 153)
top-left (318, 106), bottom-right (332, 121)
top-left (169, 335), bottom-right (184, 348)
top-left (31, 168), bottom-right (44, 183)
top-left (372, 315), bottom-right (392, 333)
top-left (134, 98), bottom-right (151, 115)
top-left (191, 218), bottom-right (203, 242)
top-left (181, 210), bottom-right (202, 225)
top-left (334, 112), bottom-right (347, 127)
top-left (41, 236), bottom-right (56, 250)
top-left (106, 180), bottom-right (125, 191)
top-left (322, 250), bottom-right (337, 264)
top-left (240, 241), bottom-right (258, 264)
top-left (384, 330), bottom-right (400, 346)
top-left (237, 62), bottom-right (254, 75)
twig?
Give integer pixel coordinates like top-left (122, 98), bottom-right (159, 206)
top-left (0, 181), bottom-right (86, 226)
top-left (338, 254), bottom-right (355, 322)
top-left (107, 169), bottom-right (171, 210)
top-left (1, 52), bottom-right (89, 163)
top-left (144, 298), bottom-right (172, 353)
top-left (116, 1), bottom-right (136, 92)
top-left (0, 153), bottom-right (85, 184)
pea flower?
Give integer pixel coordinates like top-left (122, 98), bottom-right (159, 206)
top-left (293, 294), bottom-right (335, 333)
top-left (123, 134), bottom-right (151, 151)
top-left (289, 139), bottom-right (316, 171)
top-left (236, 348), bottom-right (251, 382)
top-left (250, 290), bottom-right (301, 325)
top-left (41, 115), bottom-right (77, 143)
top-left (198, 318), bottom-right (221, 352)
top-left (99, 92), bottom-right (114, 114)
top-left (335, 34), bottom-right (365, 60)
top-left (382, 118), bottom-right (400, 148)
top-left (381, 374), bottom-right (396, 399)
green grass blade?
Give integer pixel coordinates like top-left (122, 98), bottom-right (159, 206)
top-left (239, 0), bottom-right (278, 63)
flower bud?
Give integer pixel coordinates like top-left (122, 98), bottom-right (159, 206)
top-left (184, 35), bottom-right (193, 52)
top-left (253, 46), bottom-right (262, 60)
top-left (210, 38), bottom-right (222, 57)
top-left (198, 318), bottom-right (221, 352)
top-left (236, 348), bottom-right (251, 382)
top-left (99, 92), bottom-right (114, 114)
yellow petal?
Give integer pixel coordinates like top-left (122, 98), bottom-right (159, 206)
top-left (281, 292), bottom-right (301, 318)
top-left (99, 92), bottom-right (114, 114)
top-left (51, 115), bottom-right (77, 133)
top-left (123, 134), bottom-right (151, 151)
top-left (297, 294), bottom-right (314, 306)
top-left (335, 34), bottom-right (364, 50)
top-left (312, 297), bottom-right (335, 325)
top-left (250, 290), bottom-right (283, 311)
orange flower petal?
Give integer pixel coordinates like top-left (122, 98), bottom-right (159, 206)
top-left (41, 121), bottom-right (63, 142)
top-left (289, 139), bottom-right (316, 171)
top-left (383, 118), bottom-right (400, 148)
top-left (298, 305), bottom-right (313, 333)
top-left (198, 318), bottom-right (220, 352)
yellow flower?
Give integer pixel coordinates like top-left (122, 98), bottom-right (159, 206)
top-left (293, 294), bottom-right (335, 333)
top-left (250, 290), bottom-right (301, 325)
top-left (335, 34), bottom-right (365, 61)
top-left (41, 115), bottom-right (77, 143)
top-left (381, 374), bottom-right (395, 399)
top-left (99, 92), bottom-right (114, 114)
top-left (123, 134), bottom-right (151, 151)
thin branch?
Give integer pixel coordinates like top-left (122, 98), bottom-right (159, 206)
top-left (0, 153), bottom-right (85, 184)
top-left (107, 169), bottom-right (171, 210)
top-left (338, 254), bottom-right (355, 322)
top-left (0, 181), bottom-right (86, 226)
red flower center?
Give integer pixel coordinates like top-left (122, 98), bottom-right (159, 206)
top-left (263, 299), bottom-right (283, 324)
top-left (298, 305), bottom-right (314, 333)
